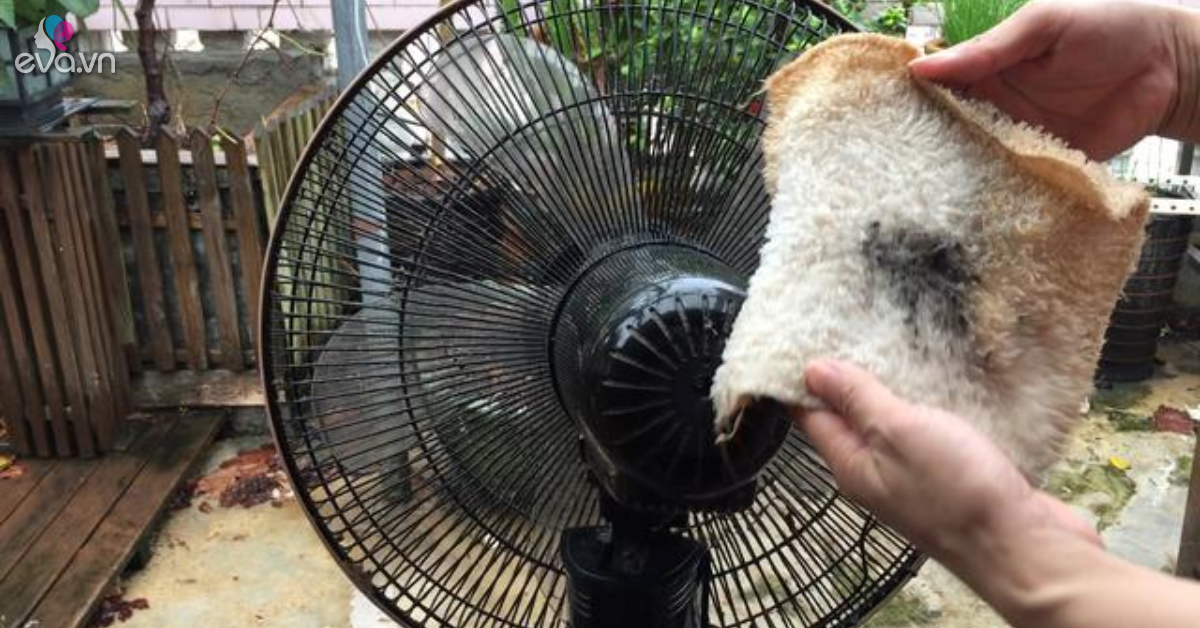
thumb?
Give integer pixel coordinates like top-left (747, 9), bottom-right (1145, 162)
top-left (910, 1), bottom-right (1062, 86)
top-left (803, 359), bottom-right (905, 433)
top-left (792, 407), bottom-right (867, 481)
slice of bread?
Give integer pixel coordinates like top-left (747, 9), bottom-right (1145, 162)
top-left (710, 34), bottom-right (1149, 476)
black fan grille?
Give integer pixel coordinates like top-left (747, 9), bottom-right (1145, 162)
top-left (261, 0), bottom-right (920, 626)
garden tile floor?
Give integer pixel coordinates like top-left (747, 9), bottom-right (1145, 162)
top-left (100, 342), bottom-right (1200, 628)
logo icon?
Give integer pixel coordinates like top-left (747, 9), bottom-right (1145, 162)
top-left (35, 15), bottom-right (74, 53)
top-left (15, 14), bottom-right (113, 77)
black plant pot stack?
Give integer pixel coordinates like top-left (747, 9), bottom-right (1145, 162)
top-left (1098, 185), bottom-right (1195, 382)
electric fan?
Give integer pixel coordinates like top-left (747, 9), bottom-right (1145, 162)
top-left (260, 0), bottom-right (921, 626)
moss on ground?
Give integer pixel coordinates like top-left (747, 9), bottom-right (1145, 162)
top-left (1045, 463), bottom-right (1137, 531)
top-left (1090, 384), bottom-right (1154, 411)
top-left (1170, 455), bottom-right (1194, 487)
top-left (862, 591), bottom-right (940, 627)
top-left (1104, 409), bottom-right (1154, 432)
top-left (828, 558), bottom-right (867, 589)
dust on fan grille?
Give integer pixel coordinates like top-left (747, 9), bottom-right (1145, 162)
top-left (261, 0), bottom-right (920, 627)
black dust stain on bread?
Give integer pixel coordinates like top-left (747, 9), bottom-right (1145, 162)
top-left (862, 221), bottom-right (976, 340)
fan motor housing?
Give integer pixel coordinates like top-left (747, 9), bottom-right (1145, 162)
top-left (260, 2), bottom-right (926, 624)
top-left (552, 243), bottom-right (791, 513)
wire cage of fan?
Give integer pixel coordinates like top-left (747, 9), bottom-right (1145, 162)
top-left (259, 0), bottom-right (922, 627)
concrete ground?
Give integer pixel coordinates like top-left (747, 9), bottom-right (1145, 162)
top-left (100, 344), bottom-right (1200, 628)
top-left (863, 342), bottom-right (1200, 628)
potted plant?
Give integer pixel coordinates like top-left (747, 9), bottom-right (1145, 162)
top-left (831, 1), bottom-right (927, 37)
top-left (928, 0), bottom-right (1029, 51)
top-left (1099, 183), bottom-right (1196, 382)
top-left (0, 1), bottom-right (100, 130)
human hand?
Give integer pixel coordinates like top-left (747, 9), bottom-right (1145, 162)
top-left (910, 0), bottom-right (1200, 161)
top-left (793, 358), bottom-right (1099, 562)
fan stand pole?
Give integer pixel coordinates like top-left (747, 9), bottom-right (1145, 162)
top-left (332, 1), bottom-right (415, 501)
top-left (332, 0), bottom-right (369, 90)
top-left (561, 491), bottom-right (710, 628)
top-left (428, 0), bottom-right (454, 167)
top-left (332, 0), bottom-right (390, 295)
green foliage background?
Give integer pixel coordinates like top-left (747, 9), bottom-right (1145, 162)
top-left (1, 0), bottom-right (101, 30)
top-left (492, 0), bottom-right (848, 155)
top-left (941, 0), bottom-right (1028, 45)
top-left (833, 0), bottom-right (923, 36)
top-left (496, 0), bottom-right (839, 90)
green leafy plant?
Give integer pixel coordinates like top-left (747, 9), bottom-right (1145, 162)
top-left (494, 0), bottom-right (840, 159)
top-left (499, 0), bottom-right (830, 90)
top-left (873, 5), bottom-right (908, 35)
top-left (832, 0), bottom-right (925, 37)
top-left (941, 0), bottom-right (1028, 46)
top-left (831, 0), bottom-right (869, 27)
top-left (484, 0), bottom-right (850, 233)
top-left (0, 0), bottom-right (100, 30)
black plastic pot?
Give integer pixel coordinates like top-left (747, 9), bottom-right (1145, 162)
top-left (1098, 197), bottom-right (1195, 382)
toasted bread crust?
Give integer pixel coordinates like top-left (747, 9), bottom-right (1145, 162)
top-left (713, 34), bottom-right (1148, 476)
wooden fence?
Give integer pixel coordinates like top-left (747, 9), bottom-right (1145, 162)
top-left (0, 135), bottom-right (132, 457)
top-left (0, 127), bottom-right (269, 457)
top-left (106, 128), bottom-right (265, 373)
top-left (254, 88), bottom-right (336, 222)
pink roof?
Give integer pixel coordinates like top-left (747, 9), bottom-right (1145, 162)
top-left (84, 1), bottom-right (441, 31)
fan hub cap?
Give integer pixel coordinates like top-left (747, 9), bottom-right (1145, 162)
top-left (551, 244), bottom-right (790, 512)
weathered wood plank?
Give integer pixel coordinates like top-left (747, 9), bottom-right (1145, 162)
top-left (256, 125), bottom-right (280, 220)
top-left (254, 90), bottom-right (338, 224)
top-left (0, 458), bottom-right (53, 526)
top-left (266, 121), bottom-right (291, 219)
top-left (0, 232), bottom-right (49, 455)
top-left (89, 139), bottom-right (139, 377)
top-left (224, 137), bottom-right (264, 338)
top-left (45, 144), bottom-right (105, 457)
top-left (17, 147), bottom-right (84, 456)
top-left (65, 143), bottom-right (120, 442)
top-left (288, 115), bottom-right (306, 173)
top-left (0, 303), bottom-right (31, 456)
top-left (70, 141), bottom-right (131, 437)
top-left (190, 129), bottom-right (244, 371)
top-left (0, 201), bottom-right (33, 456)
top-left (115, 211), bottom-right (248, 232)
top-left (1, 151), bottom-right (54, 457)
top-left (135, 345), bottom-right (225, 366)
top-left (0, 458), bottom-right (94, 581)
top-left (133, 370), bottom-right (264, 408)
top-left (262, 125), bottom-right (280, 218)
top-left (117, 129), bottom-right (175, 372)
top-left (0, 421), bottom-right (167, 628)
top-left (157, 131), bottom-right (207, 371)
top-left (26, 412), bottom-right (223, 628)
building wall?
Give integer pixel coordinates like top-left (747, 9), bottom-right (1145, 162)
top-left (84, 0), bottom-right (441, 32)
